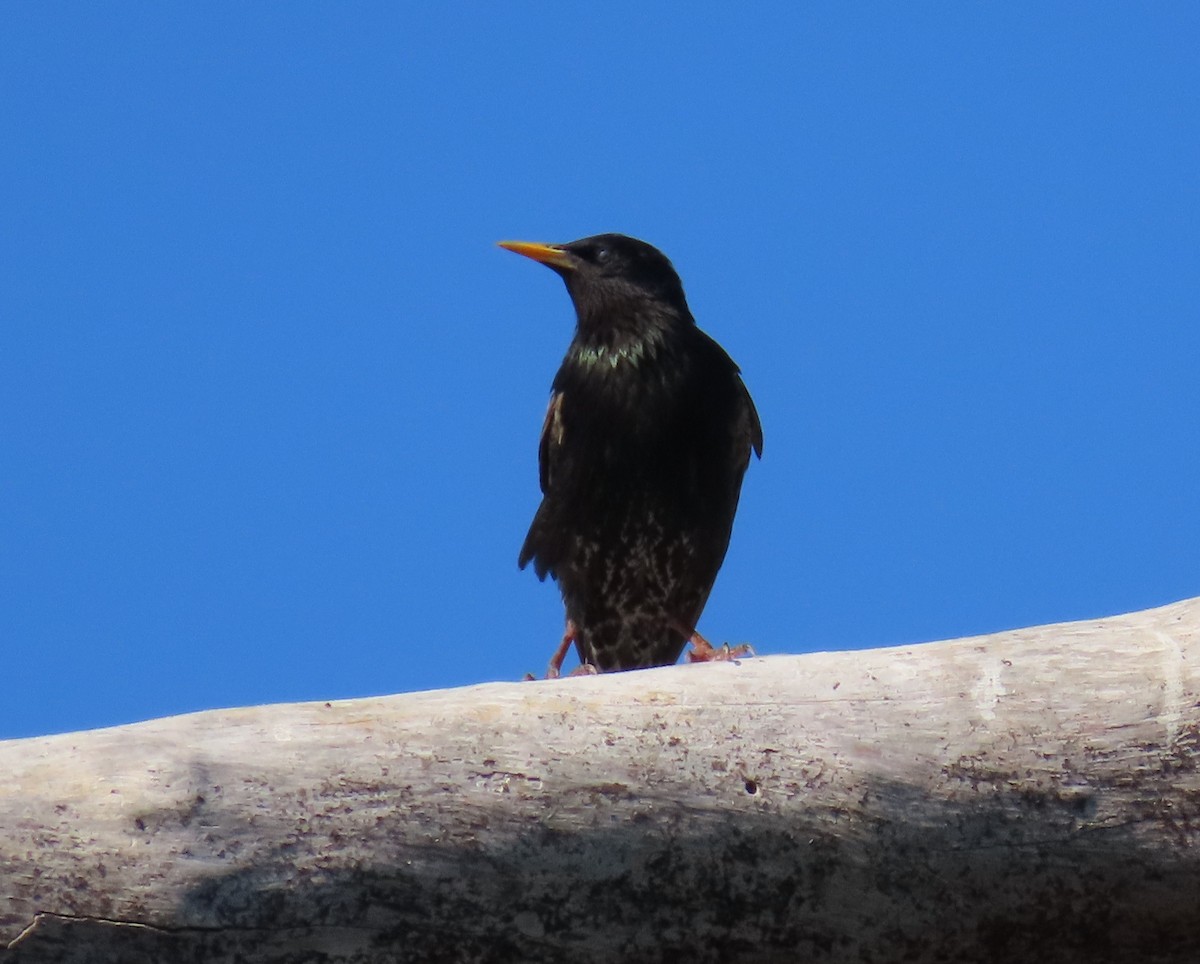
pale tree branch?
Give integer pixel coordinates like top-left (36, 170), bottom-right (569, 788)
top-left (2, 598), bottom-right (1199, 963)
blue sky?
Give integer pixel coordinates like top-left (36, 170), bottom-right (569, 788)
top-left (3, 6), bottom-right (1197, 739)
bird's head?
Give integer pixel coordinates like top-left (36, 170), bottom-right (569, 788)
top-left (498, 234), bottom-right (693, 339)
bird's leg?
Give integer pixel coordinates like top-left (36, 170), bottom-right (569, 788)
top-left (525, 621), bottom-right (575, 681)
top-left (544, 620), bottom-right (576, 678)
top-left (539, 619), bottom-right (598, 679)
top-left (672, 619), bottom-right (755, 664)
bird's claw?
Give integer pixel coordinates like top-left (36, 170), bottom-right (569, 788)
top-left (525, 620), bottom-right (592, 680)
top-left (525, 661), bottom-right (598, 681)
top-left (686, 636), bottom-right (755, 664)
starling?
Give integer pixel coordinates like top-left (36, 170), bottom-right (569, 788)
top-left (499, 233), bottom-right (762, 675)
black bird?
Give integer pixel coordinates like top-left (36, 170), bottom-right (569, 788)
top-left (499, 234), bottom-right (762, 675)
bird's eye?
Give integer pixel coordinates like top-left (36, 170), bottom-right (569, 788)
top-left (594, 245), bottom-right (610, 262)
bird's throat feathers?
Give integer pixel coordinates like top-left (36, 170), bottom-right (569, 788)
top-left (568, 327), bottom-right (665, 372)
top-left (566, 301), bottom-right (691, 375)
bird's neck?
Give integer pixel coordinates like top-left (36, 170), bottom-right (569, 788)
top-left (568, 303), bottom-right (688, 373)
top-left (568, 326), bottom-right (665, 372)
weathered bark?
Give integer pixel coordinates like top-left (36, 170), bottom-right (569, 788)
top-left (2, 598), bottom-right (1198, 963)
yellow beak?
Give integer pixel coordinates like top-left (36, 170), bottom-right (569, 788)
top-left (497, 240), bottom-right (577, 271)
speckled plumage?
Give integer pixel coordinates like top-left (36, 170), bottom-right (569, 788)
top-left (500, 234), bottom-right (762, 673)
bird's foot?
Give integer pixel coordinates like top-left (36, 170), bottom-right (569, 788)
top-left (525, 661), bottom-right (598, 680)
top-left (524, 662), bottom-right (598, 680)
top-left (685, 631), bottom-right (755, 664)
top-left (524, 619), bottom-right (596, 679)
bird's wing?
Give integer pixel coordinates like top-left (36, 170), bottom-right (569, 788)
top-left (740, 375), bottom-right (763, 463)
top-left (536, 391), bottom-right (566, 494)
top-left (698, 328), bottom-right (762, 468)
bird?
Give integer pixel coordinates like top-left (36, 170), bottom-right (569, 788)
top-left (498, 233), bottom-right (762, 676)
